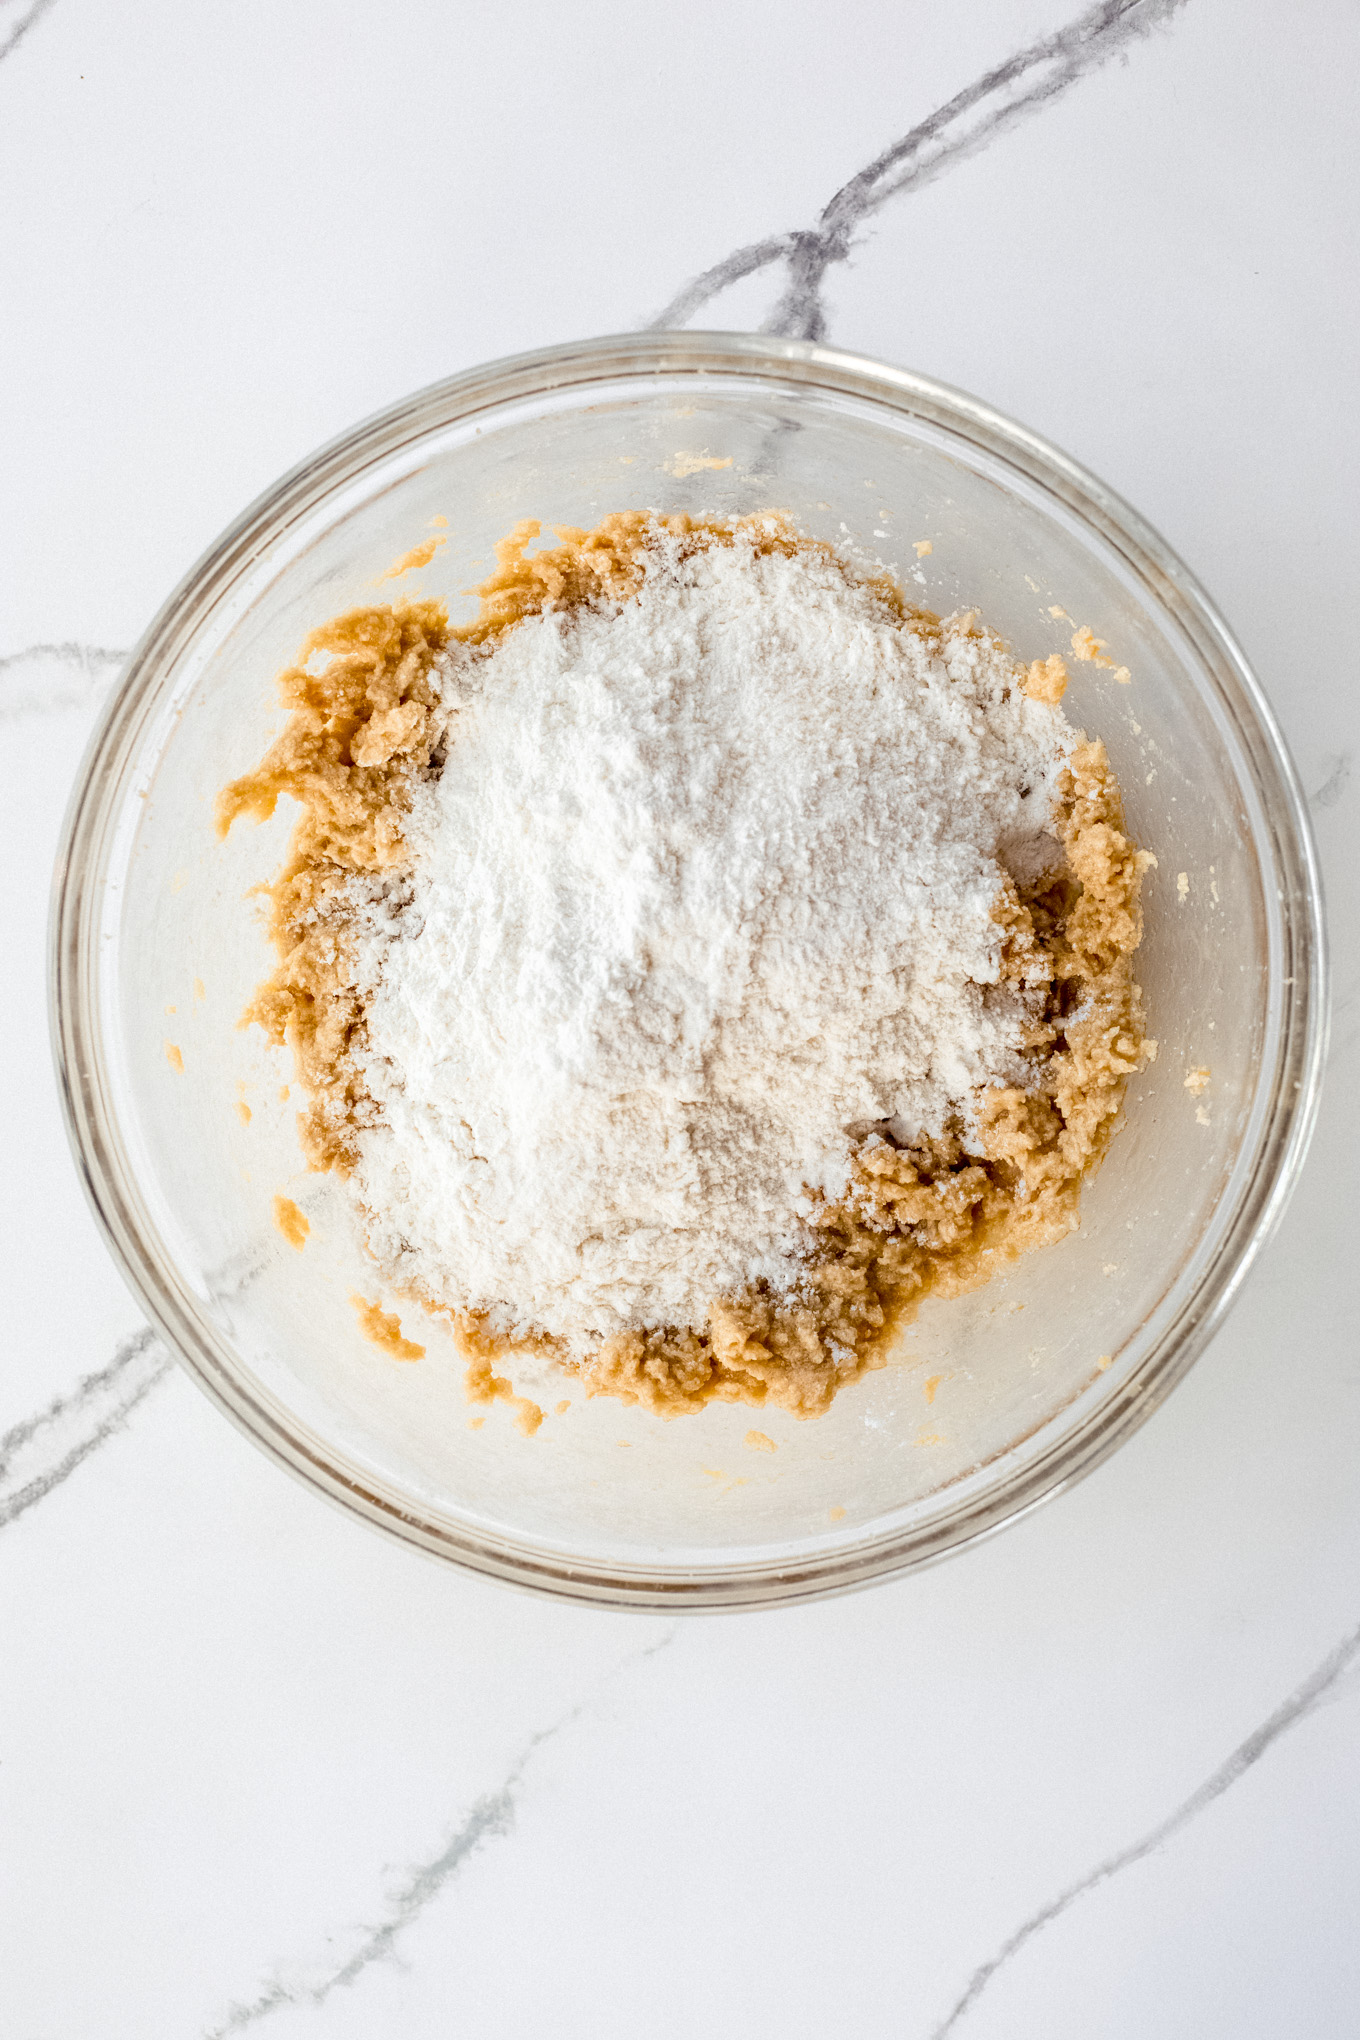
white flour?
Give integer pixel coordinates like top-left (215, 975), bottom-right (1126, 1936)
top-left (345, 532), bottom-right (1074, 1351)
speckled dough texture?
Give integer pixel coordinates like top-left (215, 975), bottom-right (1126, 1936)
top-left (218, 514), bottom-right (1153, 1420)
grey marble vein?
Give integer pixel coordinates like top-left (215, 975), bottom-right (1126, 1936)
top-left (0, 1232), bottom-right (307, 1537)
top-left (1312, 751), bottom-right (1352, 810)
top-left (204, 1627), bottom-right (678, 2036)
top-left (0, 1326), bottom-right (172, 1531)
top-left (931, 1618), bottom-right (1360, 2035)
top-left (0, 0), bottom-right (56, 65)
top-left (651, 0), bottom-right (1189, 342)
top-left (0, 640), bottom-right (127, 720)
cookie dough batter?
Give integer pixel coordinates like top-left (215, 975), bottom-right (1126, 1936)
top-left (219, 515), bottom-right (1152, 1419)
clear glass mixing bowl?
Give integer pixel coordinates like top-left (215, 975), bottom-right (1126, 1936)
top-left (51, 332), bottom-right (1326, 1609)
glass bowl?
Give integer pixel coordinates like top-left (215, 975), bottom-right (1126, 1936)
top-left (51, 332), bottom-right (1326, 1610)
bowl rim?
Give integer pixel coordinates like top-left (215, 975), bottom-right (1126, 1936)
top-left (49, 329), bottom-right (1329, 1610)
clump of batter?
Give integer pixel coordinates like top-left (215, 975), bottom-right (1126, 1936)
top-left (219, 514), bottom-right (1152, 1419)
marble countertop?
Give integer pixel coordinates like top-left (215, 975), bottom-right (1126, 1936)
top-left (4, 1), bottom-right (1358, 2033)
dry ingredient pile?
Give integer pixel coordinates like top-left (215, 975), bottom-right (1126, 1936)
top-left (220, 514), bottom-right (1152, 1419)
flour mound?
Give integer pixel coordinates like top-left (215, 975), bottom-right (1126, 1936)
top-left (346, 533), bottom-right (1073, 1352)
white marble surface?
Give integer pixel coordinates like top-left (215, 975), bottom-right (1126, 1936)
top-left (3, 0), bottom-right (1359, 2032)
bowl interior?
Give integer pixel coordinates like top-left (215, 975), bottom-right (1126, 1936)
top-left (60, 341), bottom-right (1314, 1603)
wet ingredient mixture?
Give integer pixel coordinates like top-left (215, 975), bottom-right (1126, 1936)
top-left (219, 514), bottom-right (1152, 1418)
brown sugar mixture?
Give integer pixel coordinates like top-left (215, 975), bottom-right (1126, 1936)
top-left (219, 515), bottom-right (1152, 1420)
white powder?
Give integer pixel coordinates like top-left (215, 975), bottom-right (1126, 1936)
top-left (346, 532), bottom-right (1074, 1352)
